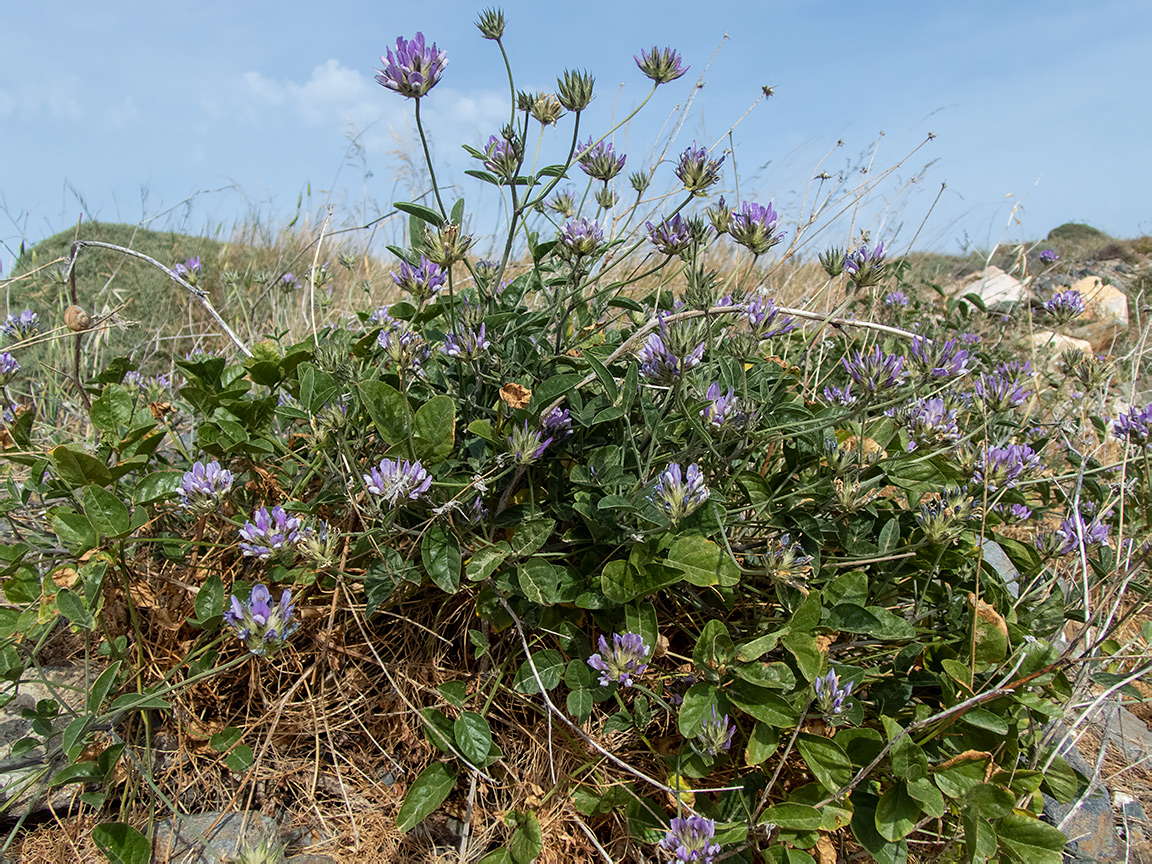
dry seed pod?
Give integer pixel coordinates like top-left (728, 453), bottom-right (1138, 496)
top-left (64, 305), bottom-right (91, 332)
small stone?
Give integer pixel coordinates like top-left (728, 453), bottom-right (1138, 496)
top-left (1062, 275), bottom-right (1129, 350)
top-left (153, 811), bottom-right (280, 864)
top-left (1026, 331), bottom-right (1094, 373)
top-left (948, 265), bottom-right (1028, 309)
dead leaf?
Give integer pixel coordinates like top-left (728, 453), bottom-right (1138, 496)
top-left (148, 401), bottom-right (173, 420)
top-left (814, 832), bottom-right (837, 864)
top-left (128, 582), bottom-right (160, 608)
top-left (52, 568), bottom-right (79, 589)
top-left (500, 382), bottom-right (531, 409)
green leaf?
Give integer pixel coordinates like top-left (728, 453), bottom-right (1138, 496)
top-left (61, 716), bottom-right (91, 761)
top-left (50, 445), bottom-right (113, 487)
top-left (734, 661), bottom-right (795, 690)
top-left (906, 777), bottom-right (945, 818)
top-left (422, 708), bottom-right (456, 751)
top-left (90, 385), bottom-right (134, 432)
top-left (453, 712), bottom-right (492, 765)
top-left (82, 486), bottom-right (131, 537)
top-left (56, 589), bottom-right (95, 630)
top-left (965, 783), bottom-right (1015, 820)
top-left (513, 650), bottom-right (564, 695)
top-left (876, 782), bottom-right (920, 841)
top-left (193, 573), bottom-right (224, 624)
top-left (507, 809), bottom-right (544, 864)
top-left (782, 631), bottom-right (822, 682)
top-left (533, 373), bottom-right (583, 408)
top-left (961, 707), bottom-right (1008, 736)
top-left (600, 559), bottom-right (682, 603)
top-left (797, 733), bottom-right (852, 793)
top-left (517, 559), bottom-right (561, 606)
top-left (583, 352), bottom-right (618, 404)
top-left (133, 470), bottom-right (183, 505)
top-left (412, 395), bottom-right (456, 463)
top-left (567, 687), bottom-right (592, 722)
top-left (508, 519), bottom-right (554, 559)
top-left (995, 812), bottom-right (1067, 864)
top-left (851, 794), bottom-right (908, 864)
top-left (932, 753), bottom-right (988, 799)
top-left (88, 662), bottom-right (122, 714)
top-left (745, 722), bottom-right (779, 765)
top-left (50, 509), bottom-right (97, 554)
top-left (397, 763), bottom-right (457, 832)
top-left (109, 692), bottom-right (171, 713)
top-left (693, 619), bottom-right (735, 671)
top-left (466, 544), bottom-right (507, 582)
top-left (478, 851), bottom-right (513, 864)
top-left (91, 822), bottom-right (151, 864)
top-left (760, 802), bottom-right (822, 831)
top-left (678, 682), bottom-right (719, 737)
top-left (665, 535), bottom-right (740, 588)
top-left (878, 517), bottom-right (901, 553)
top-left (727, 680), bottom-right (797, 727)
top-left (209, 727), bottom-right (243, 753)
top-left (225, 744), bottom-right (254, 772)
top-left (394, 201), bottom-right (445, 227)
top-left (963, 811), bottom-right (998, 864)
top-left (882, 716), bottom-right (928, 781)
top-left (825, 570), bottom-right (868, 607)
top-left (359, 380), bottom-right (408, 444)
top-left (1040, 754), bottom-right (1079, 804)
top-left (422, 526), bottom-right (461, 594)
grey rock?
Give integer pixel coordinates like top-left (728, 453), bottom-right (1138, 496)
top-left (285, 856), bottom-right (341, 864)
top-left (1042, 721), bottom-right (1120, 861)
top-left (1091, 703), bottom-right (1152, 765)
top-left (153, 811), bottom-right (281, 864)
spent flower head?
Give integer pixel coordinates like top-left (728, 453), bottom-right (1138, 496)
top-left (819, 246), bottom-right (847, 278)
top-left (238, 505), bottom-right (304, 560)
top-left (587, 632), bottom-right (649, 687)
top-left (765, 533), bottom-right (813, 587)
top-left (674, 142), bottom-right (724, 196)
top-left (223, 584), bottom-right (299, 657)
top-left (557, 69), bottom-right (595, 112)
top-left (659, 815), bottom-right (721, 864)
top-left (917, 487), bottom-right (976, 545)
top-left (728, 201), bottom-right (786, 255)
top-left (651, 462), bottom-right (710, 523)
top-left (506, 421), bottom-right (552, 465)
top-left (297, 519), bottom-right (340, 569)
top-left (375, 33), bottom-right (447, 99)
top-left (634, 46), bottom-right (688, 84)
top-left (364, 458), bottom-right (432, 507)
top-left (178, 459), bottom-right (234, 515)
top-left (474, 7), bottom-right (505, 40)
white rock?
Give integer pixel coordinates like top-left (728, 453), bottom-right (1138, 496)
top-left (949, 265), bottom-right (1028, 308)
top-left (1026, 331), bottom-right (1093, 372)
top-left (1064, 275), bottom-right (1129, 350)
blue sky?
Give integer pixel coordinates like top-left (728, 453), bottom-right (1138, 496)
top-left (2, 0), bottom-right (1150, 266)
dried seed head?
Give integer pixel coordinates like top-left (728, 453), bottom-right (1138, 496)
top-left (64, 305), bottom-right (91, 332)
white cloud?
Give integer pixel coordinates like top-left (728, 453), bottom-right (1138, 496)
top-left (0, 79), bottom-right (83, 121)
top-left (103, 96), bottom-right (139, 130)
top-left (240, 60), bottom-right (381, 130)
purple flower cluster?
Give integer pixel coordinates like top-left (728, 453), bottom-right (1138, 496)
top-left (375, 32), bottom-right (447, 99)
top-left (1043, 289), bottom-right (1086, 325)
top-left (1055, 512), bottom-right (1111, 555)
top-left (637, 322), bottom-right (704, 385)
top-left (973, 361), bottom-right (1033, 413)
top-left (652, 462), bottom-right (710, 523)
top-left (766, 533), bottom-right (813, 584)
top-left (377, 320), bottom-right (429, 373)
top-left (909, 335), bottom-right (970, 379)
top-left (974, 443), bottom-right (1042, 491)
top-left (1039, 248), bottom-right (1059, 264)
top-left (995, 503), bottom-right (1033, 523)
top-left (441, 323), bottom-right (490, 360)
top-left (482, 134), bottom-right (519, 180)
top-left (883, 291), bottom-right (909, 308)
top-left (506, 421), bottom-right (552, 465)
top-left (701, 382), bottom-right (747, 430)
top-left (3, 310), bottom-right (40, 341)
top-left (646, 214), bottom-right (693, 256)
top-left (178, 459), bottom-right (234, 515)
top-left (634, 46), bottom-right (688, 84)
top-left (1114, 403), bottom-right (1152, 447)
top-left (813, 668), bottom-right (853, 715)
top-left (363, 458), bottom-right (432, 506)
top-left (587, 632), bottom-right (649, 687)
top-left (239, 505), bottom-right (305, 560)
top-left (280, 272), bottom-right (301, 291)
top-left (557, 218), bottom-right (603, 259)
top-left (675, 142), bottom-right (725, 195)
top-left (696, 706), bottom-right (736, 756)
top-left (172, 256), bottom-right (202, 281)
top-left (223, 584), bottom-right (300, 657)
top-left (746, 293), bottom-right (796, 340)
top-left (842, 345), bottom-right (906, 395)
top-left (578, 138), bottom-right (626, 182)
top-left (843, 242), bottom-right (887, 287)
top-left (540, 406), bottom-right (573, 439)
top-left (905, 396), bottom-right (960, 452)
top-left (727, 201), bottom-right (786, 255)
top-left (823, 383), bottom-right (857, 407)
top-left (0, 352), bottom-right (19, 386)
top-left (392, 255), bottom-right (446, 301)
top-left (659, 815), bottom-right (721, 864)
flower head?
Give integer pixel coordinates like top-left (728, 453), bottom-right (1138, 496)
top-left (1039, 248), bottom-right (1059, 264)
top-left (973, 361), bottom-right (1032, 413)
top-left (651, 462), bottom-right (710, 523)
top-left (745, 293), bottom-right (796, 340)
top-left (917, 487), bottom-right (975, 545)
top-left (1055, 511), bottom-right (1111, 555)
top-left (674, 142), bottom-right (724, 196)
top-left (637, 320), bottom-right (704, 385)
top-left (392, 255), bottom-right (446, 301)
top-left (634, 46), bottom-right (688, 84)
top-left (701, 382), bottom-right (748, 430)
top-left (481, 133), bottom-right (521, 181)
top-left (3, 310), bottom-right (40, 342)
top-left (376, 319), bottom-right (429, 373)
top-left (520, 90), bottom-right (564, 125)
top-left (587, 632), bottom-right (649, 687)
top-left (1044, 289), bottom-right (1086, 325)
top-left (578, 138), bottom-right (626, 182)
top-left (646, 214), bottom-right (693, 256)
top-left (883, 291), bottom-right (909, 308)
top-left (178, 459), bottom-right (234, 515)
top-left (280, 272), bottom-right (301, 291)
top-left (506, 421), bottom-right (552, 465)
top-left (823, 383), bottom-right (857, 407)
top-left (843, 242), bottom-right (887, 287)
top-left (695, 706), bottom-right (736, 757)
top-left (842, 345), bottom-right (906, 394)
top-left (375, 33), bottom-right (447, 99)
top-left (659, 815), bottom-right (721, 864)
top-left (819, 246), bottom-right (847, 278)
top-left (557, 69), bottom-right (595, 112)
top-left (813, 668), bottom-right (854, 715)
top-left (765, 533), bottom-right (813, 586)
top-left (0, 352), bottom-right (19, 386)
top-left (728, 201), bottom-right (785, 255)
top-left (905, 397), bottom-right (960, 452)
top-left (1115, 403), bottom-right (1152, 447)
top-left (548, 189), bottom-right (577, 219)
top-left (238, 505), bottom-right (304, 560)
top-left (557, 218), bottom-right (603, 260)
top-left (223, 584), bottom-right (299, 657)
top-left (364, 458), bottom-right (432, 507)
top-left (441, 323), bottom-right (490, 361)
top-left (973, 443), bottom-right (1042, 491)
top-left (909, 336), bottom-right (970, 379)
top-left (474, 8), bottom-right (505, 40)
top-left (540, 406), bottom-right (573, 439)
top-left (172, 256), bottom-right (202, 284)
